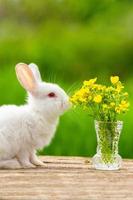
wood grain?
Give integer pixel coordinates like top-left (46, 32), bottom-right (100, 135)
top-left (0, 156), bottom-right (133, 200)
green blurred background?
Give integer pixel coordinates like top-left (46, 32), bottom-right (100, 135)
top-left (0, 0), bottom-right (132, 158)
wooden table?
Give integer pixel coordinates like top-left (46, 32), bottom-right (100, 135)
top-left (0, 156), bottom-right (133, 200)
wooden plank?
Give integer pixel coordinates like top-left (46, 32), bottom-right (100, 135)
top-left (0, 156), bottom-right (133, 200)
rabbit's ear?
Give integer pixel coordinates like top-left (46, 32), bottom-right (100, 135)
top-left (15, 63), bottom-right (37, 93)
top-left (28, 63), bottom-right (42, 82)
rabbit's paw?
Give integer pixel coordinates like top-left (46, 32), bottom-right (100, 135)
top-left (30, 154), bottom-right (46, 167)
top-left (18, 159), bottom-right (36, 169)
top-left (22, 162), bottom-right (36, 169)
top-left (31, 158), bottom-right (46, 167)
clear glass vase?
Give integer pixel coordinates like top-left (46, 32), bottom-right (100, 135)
top-left (92, 120), bottom-right (123, 170)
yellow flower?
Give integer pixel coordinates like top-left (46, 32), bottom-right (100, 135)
top-left (83, 78), bottom-right (97, 86)
top-left (114, 100), bottom-right (130, 114)
top-left (69, 96), bottom-right (78, 104)
top-left (115, 107), bottom-right (121, 114)
top-left (124, 92), bottom-right (128, 96)
top-left (120, 100), bottom-right (130, 110)
top-left (115, 82), bottom-right (124, 93)
top-left (98, 85), bottom-right (106, 91)
top-left (93, 95), bottom-right (102, 103)
top-left (79, 97), bottom-right (87, 103)
top-left (121, 100), bottom-right (126, 105)
top-left (75, 88), bottom-right (87, 97)
top-left (110, 76), bottom-right (119, 84)
top-left (92, 84), bottom-right (105, 91)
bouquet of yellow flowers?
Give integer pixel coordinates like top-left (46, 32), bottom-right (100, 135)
top-left (70, 76), bottom-right (129, 122)
top-left (70, 76), bottom-right (129, 170)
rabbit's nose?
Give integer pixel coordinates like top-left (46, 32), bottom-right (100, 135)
top-left (62, 99), bottom-right (72, 110)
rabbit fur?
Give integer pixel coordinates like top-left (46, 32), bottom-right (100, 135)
top-left (0, 63), bottom-right (70, 169)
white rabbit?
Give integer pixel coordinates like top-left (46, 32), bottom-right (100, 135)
top-left (0, 63), bottom-right (70, 169)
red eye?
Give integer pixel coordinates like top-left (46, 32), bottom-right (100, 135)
top-left (48, 92), bottom-right (56, 98)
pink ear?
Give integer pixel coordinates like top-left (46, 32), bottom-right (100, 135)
top-left (15, 63), bottom-right (37, 93)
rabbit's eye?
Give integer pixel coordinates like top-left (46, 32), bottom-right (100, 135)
top-left (48, 92), bottom-right (56, 98)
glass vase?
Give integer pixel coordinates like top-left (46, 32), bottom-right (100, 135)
top-left (92, 120), bottom-right (123, 170)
